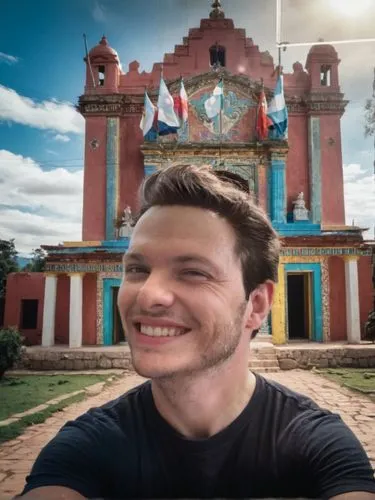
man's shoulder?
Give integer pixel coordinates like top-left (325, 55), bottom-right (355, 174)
top-left (64, 380), bottom-right (152, 437)
top-left (254, 374), bottom-right (342, 439)
top-left (255, 373), bottom-right (322, 415)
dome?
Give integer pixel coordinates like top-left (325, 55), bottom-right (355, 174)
top-left (307, 44), bottom-right (338, 59)
top-left (89, 36), bottom-right (119, 62)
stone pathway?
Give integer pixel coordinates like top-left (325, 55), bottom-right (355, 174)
top-left (1, 370), bottom-right (374, 498)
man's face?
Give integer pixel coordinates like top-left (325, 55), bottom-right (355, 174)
top-left (117, 205), bottom-right (253, 379)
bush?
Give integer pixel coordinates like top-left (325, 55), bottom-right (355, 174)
top-left (0, 327), bottom-right (23, 379)
top-left (365, 310), bottom-right (375, 343)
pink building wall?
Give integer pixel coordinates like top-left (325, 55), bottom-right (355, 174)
top-left (358, 256), bottom-right (373, 336)
top-left (328, 257), bottom-right (347, 342)
top-left (3, 273), bottom-right (45, 345)
top-left (55, 275), bottom-right (70, 344)
top-left (83, 274), bottom-right (98, 345)
top-left (320, 116), bottom-right (345, 225)
top-left (83, 116), bottom-right (108, 241)
top-left (286, 114), bottom-right (310, 214)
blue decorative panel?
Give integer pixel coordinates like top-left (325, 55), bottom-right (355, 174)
top-left (190, 90), bottom-right (253, 142)
top-left (273, 222), bottom-right (321, 236)
top-left (284, 263), bottom-right (323, 342)
top-left (259, 314), bottom-right (271, 335)
top-left (103, 278), bottom-right (122, 346)
top-left (269, 158), bottom-right (286, 224)
top-left (106, 118), bottom-right (119, 240)
top-left (308, 117), bottom-right (321, 224)
top-left (144, 165), bottom-right (157, 177)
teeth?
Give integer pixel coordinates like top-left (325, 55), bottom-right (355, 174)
top-left (140, 324), bottom-right (185, 337)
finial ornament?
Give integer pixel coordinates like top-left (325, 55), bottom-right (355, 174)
top-left (210, 0), bottom-right (225, 19)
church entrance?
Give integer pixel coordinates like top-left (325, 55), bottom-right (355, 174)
top-left (112, 287), bottom-right (126, 344)
top-left (286, 273), bottom-right (311, 340)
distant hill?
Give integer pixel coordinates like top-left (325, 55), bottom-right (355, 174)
top-left (17, 256), bottom-right (31, 270)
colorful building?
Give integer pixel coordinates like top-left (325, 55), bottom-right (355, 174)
top-left (4, 1), bottom-right (373, 347)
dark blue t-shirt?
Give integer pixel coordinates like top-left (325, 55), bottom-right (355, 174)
top-left (22, 374), bottom-right (375, 498)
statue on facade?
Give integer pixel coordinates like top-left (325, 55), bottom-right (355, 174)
top-left (292, 192), bottom-right (309, 221)
top-left (119, 206), bottom-right (134, 238)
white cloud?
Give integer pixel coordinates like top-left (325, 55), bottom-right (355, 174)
top-left (53, 134), bottom-right (70, 142)
top-left (343, 163), bottom-right (374, 236)
top-left (0, 85), bottom-right (84, 134)
top-left (92, 1), bottom-right (107, 22)
top-left (0, 150), bottom-right (83, 254)
top-left (0, 52), bottom-right (19, 64)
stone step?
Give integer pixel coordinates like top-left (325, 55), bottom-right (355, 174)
top-left (250, 354), bottom-right (278, 361)
top-left (249, 360), bottom-right (280, 368)
top-left (252, 366), bottom-right (280, 373)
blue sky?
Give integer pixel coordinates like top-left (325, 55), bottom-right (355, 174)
top-left (0, 0), bottom-right (374, 254)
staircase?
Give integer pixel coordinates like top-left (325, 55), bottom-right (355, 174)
top-left (248, 338), bottom-right (280, 373)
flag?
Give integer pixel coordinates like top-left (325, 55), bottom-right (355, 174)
top-left (174, 79), bottom-right (188, 125)
top-left (157, 78), bottom-right (180, 136)
top-left (267, 75), bottom-right (288, 139)
top-left (140, 92), bottom-right (156, 139)
top-left (204, 79), bottom-right (224, 119)
top-left (256, 89), bottom-right (270, 141)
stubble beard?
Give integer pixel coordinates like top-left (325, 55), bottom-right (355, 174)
top-left (129, 302), bottom-right (247, 382)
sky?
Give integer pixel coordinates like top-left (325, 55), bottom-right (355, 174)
top-left (0, 0), bottom-right (374, 255)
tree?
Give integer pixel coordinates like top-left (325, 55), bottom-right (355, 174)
top-left (24, 247), bottom-right (47, 272)
top-left (0, 239), bottom-right (18, 298)
top-left (364, 67), bottom-right (375, 175)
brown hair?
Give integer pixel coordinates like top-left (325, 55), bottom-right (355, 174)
top-left (137, 163), bottom-right (280, 298)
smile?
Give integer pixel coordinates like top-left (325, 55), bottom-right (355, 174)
top-left (135, 323), bottom-right (189, 337)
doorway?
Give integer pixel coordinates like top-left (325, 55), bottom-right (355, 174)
top-left (287, 273), bottom-right (311, 340)
top-left (112, 287), bottom-right (126, 344)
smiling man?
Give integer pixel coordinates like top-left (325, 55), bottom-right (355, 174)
top-left (20, 164), bottom-right (375, 499)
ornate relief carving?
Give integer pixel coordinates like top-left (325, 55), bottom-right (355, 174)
top-left (78, 94), bottom-right (143, 116)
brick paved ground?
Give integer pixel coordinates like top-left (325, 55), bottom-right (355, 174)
top-left (1, 370), bottom-right (374, 499)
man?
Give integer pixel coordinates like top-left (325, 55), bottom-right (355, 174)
top-left (20, 164), bottom-right (375, 499)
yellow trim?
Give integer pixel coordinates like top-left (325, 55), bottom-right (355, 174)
top-left (272, 263), bottom-right (286, 344)
top-left (280, 255), bottom-right (324, 264)
top-left (63, 241), bottom-right (102, 247)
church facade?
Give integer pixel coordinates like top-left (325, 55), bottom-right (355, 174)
top-left (4, 1), bottom-right (373, 346)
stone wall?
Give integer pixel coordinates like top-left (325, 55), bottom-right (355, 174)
top-left (276, 345), bottom-right (375, 370)
top-left (15, 348), bottom-right (134, 371)
top-left (14, 344), bottom-right (375, 372)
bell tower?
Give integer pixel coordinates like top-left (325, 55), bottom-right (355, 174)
top-left (85, 36), bottom-right (120, 93)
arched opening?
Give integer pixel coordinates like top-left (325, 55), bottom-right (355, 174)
top-left (210, 44), bottom-right (226, 68)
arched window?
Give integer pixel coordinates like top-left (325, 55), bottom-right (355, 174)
top-left (98, 65), bottom-right (105, 86)
top-left (210, 44), bottom-right (226, 68)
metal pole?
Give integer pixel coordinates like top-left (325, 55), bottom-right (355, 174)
top-left (83, 34), bottom-right (96, 88)
top-left (278, 37), bottom-right (375, 49)
top-left (276, 0), bottom-right (282, 75)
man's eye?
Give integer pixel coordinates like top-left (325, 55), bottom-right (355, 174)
top-left (125, 266), bottom-right (148, 275)
top-left (181, 269), bottom-right (209, 279)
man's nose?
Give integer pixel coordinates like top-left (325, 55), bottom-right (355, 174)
top-left (136, 272), bottom-right (175, 311)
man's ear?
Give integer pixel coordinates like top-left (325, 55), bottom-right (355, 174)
top-left (245, 280), bottom-right (275, 330)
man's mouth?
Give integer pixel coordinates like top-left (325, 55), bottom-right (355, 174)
top-left (134, 323), bottom-right (189, 338)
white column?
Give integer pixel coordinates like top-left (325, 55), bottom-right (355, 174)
top-left (69, 273), bottom-right (84, 348)
top-left (345, 257), bottom-right (361, 344)
top-left (41, 274), bottom-right (57, 347)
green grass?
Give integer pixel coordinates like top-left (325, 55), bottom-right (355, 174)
top-left (0, 392), bottom-right (87, 444)
top-left (318, 368), bottom-right (375, 398)
top-left (0, 374), bottom-right (110, 421)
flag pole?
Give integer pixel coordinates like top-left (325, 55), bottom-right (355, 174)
top-left (83, 34), bottom-right (96, 88)
top-left (276, 0), bottom-right (282, 76)
top-left (219, 79), bottom-right (223, 165)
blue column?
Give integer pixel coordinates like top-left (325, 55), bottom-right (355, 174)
top-left (106, 117), bottom-right (119, 241)
top-left (269, 157), bottom-right (286, 224)
top-left (308, 116), bottom-right (321, 224)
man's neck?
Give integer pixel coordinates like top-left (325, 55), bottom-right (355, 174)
top-left (151, 353), bottom-right (256, 440)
